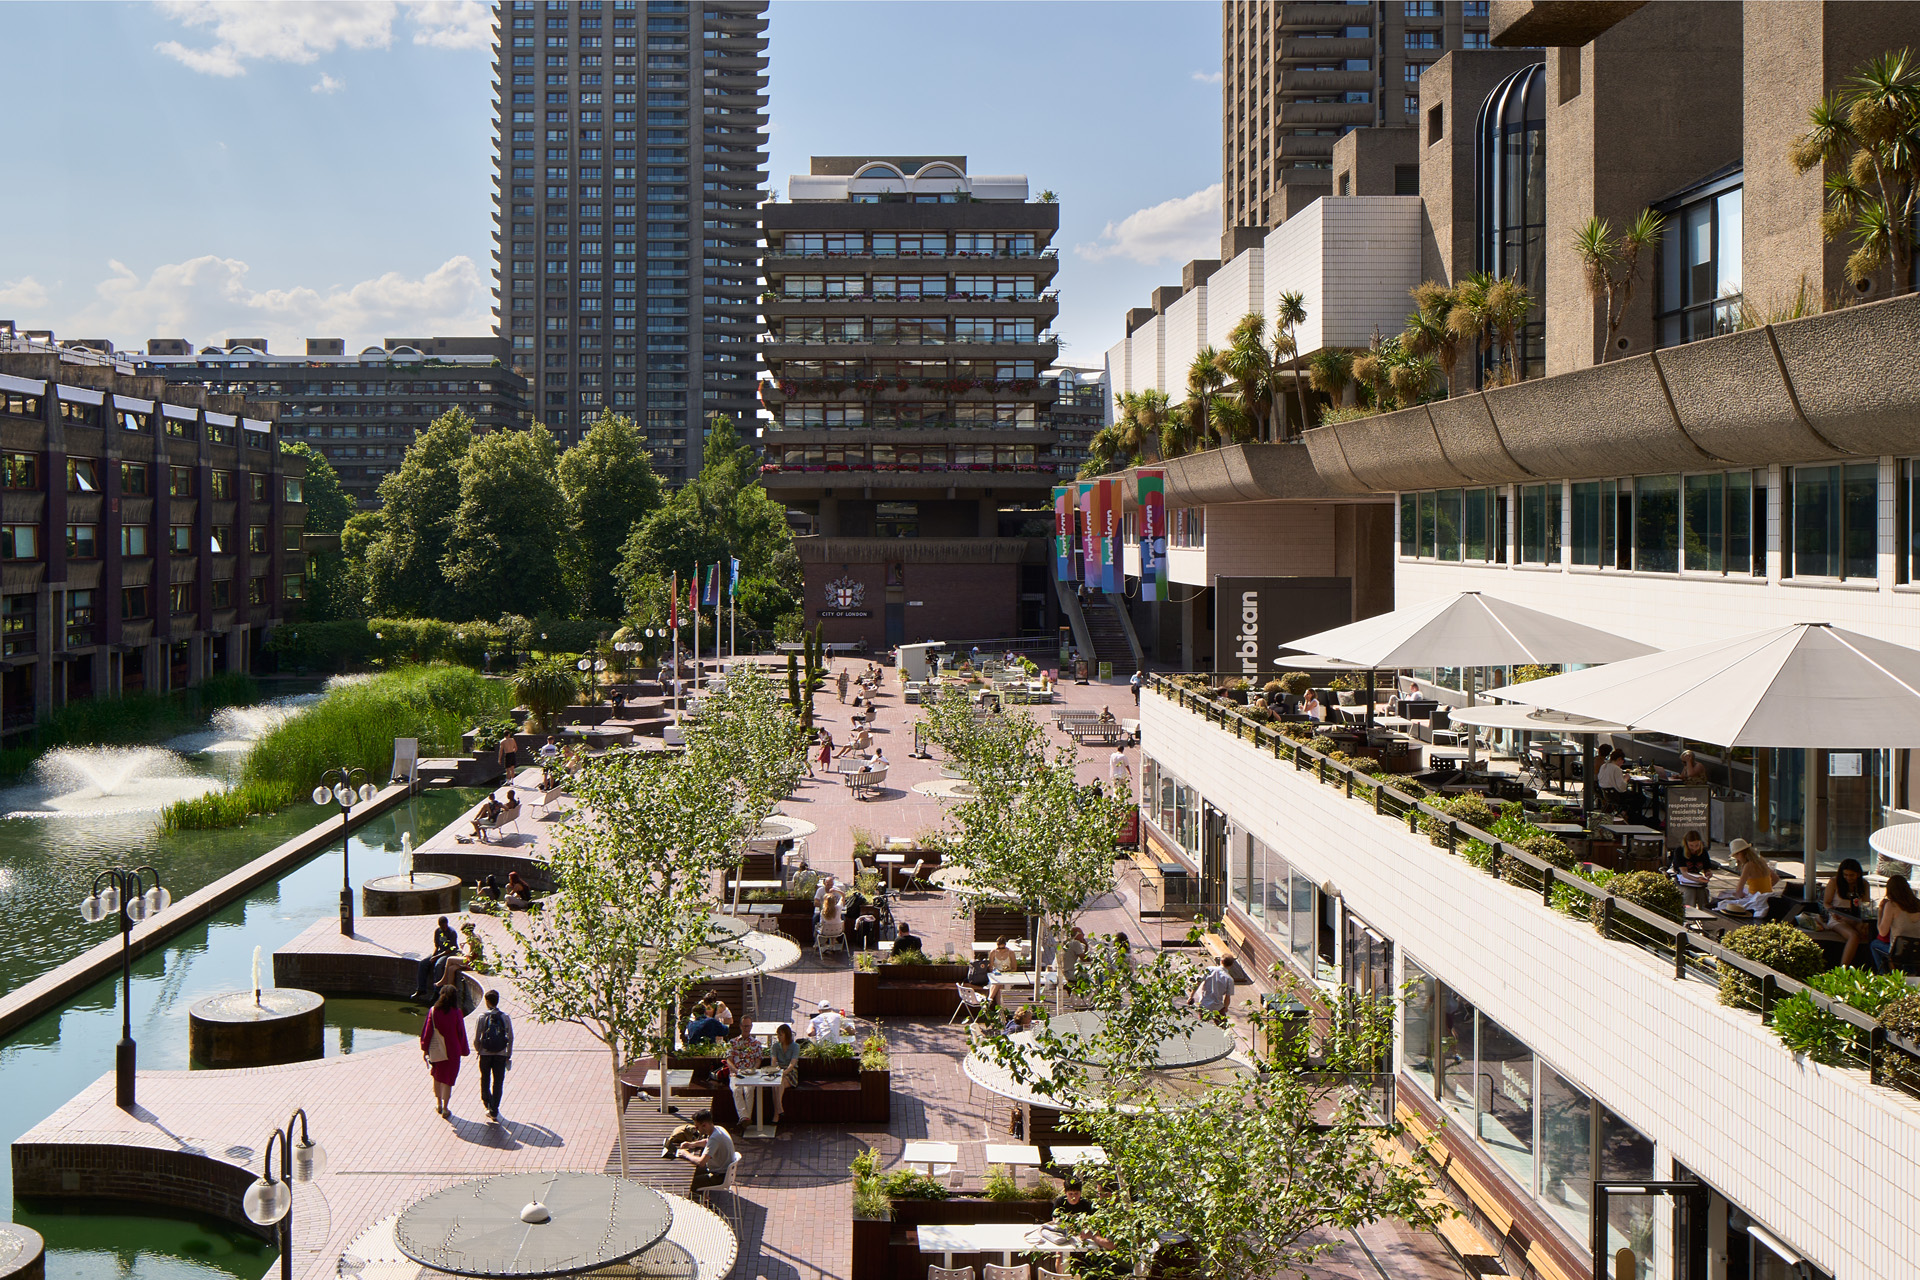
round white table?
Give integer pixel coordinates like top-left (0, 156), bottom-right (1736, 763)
top-left (1869, 823), bottom-right (1920, 868)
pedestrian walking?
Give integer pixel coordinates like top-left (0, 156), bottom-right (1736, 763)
top-left (474, 989), bottom-right (514, 1122)
top-left (816, 729), bottom-right (834, 773)
top-left (1131, 668), bottom-right (1143, 704)
top-left (420, 985), bottom-right (470, 1119)
top-left (837, 668), bottom-right (850, 703)
top-left (497, 729), bottom-right (519, 772)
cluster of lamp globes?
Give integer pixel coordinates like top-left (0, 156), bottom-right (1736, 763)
top-left (77, 883), bottom-right (172, 925)
top-left (241, 1136), bottom-right (328, 1226)
top-left (313, 782), bottom-right (381, 808)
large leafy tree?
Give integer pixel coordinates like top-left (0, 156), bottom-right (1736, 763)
top-left (443, 424), bottom-right (570, 618)
top-left (279, 439), bottom-right (353, 534)
top-left (558, 410), bottom-right (663, 618)
top-left (1793, 47), bottom-right (1920, 295)
top-left (280, 440), bottom-right (362, 618)
top-left (363, 409), bottom-right (475, 617)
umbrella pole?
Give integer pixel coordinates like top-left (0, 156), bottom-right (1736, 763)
top-left (1366, 669), bottom-right (1376, 734)
top-left (1583, 738), bottom-right (1597, 816)
top-left (1803, 747), bottom-right (1818, 892)
top-left (1465, 669), bottom-right (1478, 770)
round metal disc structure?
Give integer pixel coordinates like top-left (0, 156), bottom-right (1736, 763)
top-left (393, 1172), bottom-right (672, 1277)
top-left (704, 912), bottom-right (752, 944)
top-left (1042, 1012), bottom-right (1234, 1071)
top-left (1869, 823), bottom-right (1920, 868)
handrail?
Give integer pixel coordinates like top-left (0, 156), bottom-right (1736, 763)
top-left (1144, 674), bottom-right (1920, 1093)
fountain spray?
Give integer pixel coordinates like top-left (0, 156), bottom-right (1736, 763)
top-left (252, 945), bottom-right (263, 1006)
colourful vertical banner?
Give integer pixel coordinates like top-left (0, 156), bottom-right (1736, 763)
top-left (1078, 481), bottom-right (1097, 585)
top-left (1138, 469), bottom-right (1166, 602)
top-left (703, 563), bottom-right (719, 606)
top-left (1053, 486), bottom-right (1072, 582)
top-left (1086, 480), bottom-right (1107, 590)
top-left (1094, 478), bottom-right (1114, 593)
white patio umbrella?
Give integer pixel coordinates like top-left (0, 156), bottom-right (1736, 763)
top-left (1489, 622), bottom-right (1920, 885)
top-left (1284, 591), bottom-right (1656, 763)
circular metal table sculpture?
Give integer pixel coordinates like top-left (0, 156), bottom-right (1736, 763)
top-left (758, 814), bottom-right (817, 839)
top-left (1042, 1011), bottom-right (1235, 1071)
top-left (364, 872), bottom-right (465, 917)
top-left (188, 988), bottom-right (325, 1068)
top-left (1868, 823), bottom-right (1920, 869)
top-left (0, 1223), bottom-right (45, 1280)
top-left (393, 1172), bottom-right (673, 1277)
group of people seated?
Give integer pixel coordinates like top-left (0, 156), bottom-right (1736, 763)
top-left (475, 870), bottom-right (534, 910)
top-left (813, 873), bottom-right (894, 954)
top-left (469, 788), bottom-right (522, 838)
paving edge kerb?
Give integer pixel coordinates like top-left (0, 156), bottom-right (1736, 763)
top-left (0, 783), bottom-right (421, 1041)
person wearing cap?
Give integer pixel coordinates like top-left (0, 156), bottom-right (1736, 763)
top-left (809, 999), bottom-right (849, 1046)
top-left (1712, 839), bottom-right (1778, 915)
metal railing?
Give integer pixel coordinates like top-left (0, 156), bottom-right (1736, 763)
top-left (1148, 675), bottom-right (1920, 1098)
top-left (764, 248), bottom-right (1058, 261)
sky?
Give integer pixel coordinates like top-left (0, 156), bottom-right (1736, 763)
top-left (0, 0), bottom-right (1223, 371)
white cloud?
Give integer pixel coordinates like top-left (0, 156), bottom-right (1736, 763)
top-left (0, 277), bottom-right (51, 312)
top-left (1192, 69), bottom-right (1223, 84)
top-left (64, 255), bottom-right (491, 354)
top-left (312, 73), bottom-right (345, 94)
top-left (1074, 185), bottom-right (1223, 266)
top-left (154, 0), bottom-right (489, 76)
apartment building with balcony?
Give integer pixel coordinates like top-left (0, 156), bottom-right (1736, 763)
top-left (1111, 6), bottom-right (1920, 1277)
top-left (1045, 365), bottom-right (1105, 473)
top-left (1222, 0), bottom-right (1490, 236)
top-left (133, 336), bottom-right (528, 507)
top-left (493, 0), bottom-right (767, 480)
top-left (0, 330), bottom-right (305, 735)
top-left (759, 157), bottom-right (1063, 649)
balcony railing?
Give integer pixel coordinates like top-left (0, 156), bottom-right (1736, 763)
top-left (761, 333), bottom-right (1060, 348)
top-left (764, 376), bottom-right (1047, 396)
top-left (1149, 674), bottom-right (1920, 1101)
top-left (760, 461), bottom-right (1071, 476)
top-left (765, 247), bottom-right (1059, 261)
top-left (764, 290), bottom-right (1059, 304)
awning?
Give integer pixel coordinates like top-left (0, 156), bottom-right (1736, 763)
top-left (205, 411), bottom-right (237, 427)
top-left (160, 403), bottom-right (198, 421)
top-left (1282, 591), bottom-right (1657, 669)
top-left (55, 384), bottom-right (105, 405)
top-left (0, 374), bottom-right (46, 396)
top-left (1445, 704), bottom-right (1634, 734)
top-left (242, 417), bottom-right (272, 433)
top-left (112, 394), bottom-right (154, 413)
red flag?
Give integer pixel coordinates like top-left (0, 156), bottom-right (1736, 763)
top-left (689, 570), bottom-right (699, 615)
top-left (670, 572), bottom-right (679, 629)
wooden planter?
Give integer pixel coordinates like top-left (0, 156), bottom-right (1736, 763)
top-left (616, 1054), bottom-right (887, 1125)
top-left (853, 963), bottom-right (970, 1017)
top-left (870, 1199), bottom-right (1055, 1280)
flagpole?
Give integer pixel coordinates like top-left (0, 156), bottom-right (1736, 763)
top-left (671, 571), bottom-right (681, 720)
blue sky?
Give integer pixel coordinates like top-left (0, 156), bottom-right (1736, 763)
top-left (0, 1), bottom-right (1222, 370)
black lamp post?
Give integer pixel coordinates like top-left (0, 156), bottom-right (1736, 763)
top-left (242, 1107), bottom-right (327, 1280)
top-left (79, 865), bottom-right (170, 1109)
top-left (313, 767), bottom-right (378, 936)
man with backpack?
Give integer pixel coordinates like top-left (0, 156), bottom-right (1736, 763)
top-left (474, 990), bottom-right (514, 1122)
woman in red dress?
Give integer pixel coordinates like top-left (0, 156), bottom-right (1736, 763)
top-left (419, 985), bottom-right (471, 1118)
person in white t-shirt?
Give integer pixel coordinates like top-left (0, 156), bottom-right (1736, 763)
top-left (809, 999), bottom-right (850, 1046)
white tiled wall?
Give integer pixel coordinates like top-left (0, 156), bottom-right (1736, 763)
top-left (1162, 287), bottom-right (1206, 404)
top-left (1104, 336), bottom-right (1130, 420)
top-left (1261, 197), bottom-right (1423, 354)
top-left (1141, 689), bottom-right (1920, 1279)
top-left (1206, 248), bottom-right (1263, 344)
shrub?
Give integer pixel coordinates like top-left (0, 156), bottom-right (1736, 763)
top-left (1224, 677), bottom-right (1250, 693)
top-left (1596, 870), bottom-right (1683, 926)
top-left (878, 1170), bottom-right (949, 1200)
top-left (1307, 735), bottom-right (1338, 755)
top-left (852, 1148), bottom-right (890, 1220)
top-left (470, 716), bottom-right (518, 752)
top-left (1879, 994), bottom-right (1920, 1042)
top-left (1515, 833), bottom-right (1576, 869)
top-left (1460, 837), bottom-right (1497, 875)
top-left (984, 1165), bottom-right (1022, 1201)
top-left (514, 659), bottom-right (580, 731)
top-left (1421, 794), bottom-right (1495, 848)
top-left (161, 779), bottom-right (298, 831)
top-left (1278, 672), bottom-right (1314, 697)
top-left (1770, 969), bottom-right (1915, 1064)
top-left (1262, 679), bottom-right (1287, 693)
top-left (1718, 923), bottom-right (1827, 1008)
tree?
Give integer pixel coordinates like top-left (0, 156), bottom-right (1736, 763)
top-left (1274, 290), bottom-right (1313, 438)
top-left (1486, 275), bottom-right (1535, 384)
top-left (514, 658), bottom-right (579, 730)
top-left (1446, 272), bottom-right (1533, 387)
top-left (1307, 349), bottom-right (1354, 408)
top-left (558, 410), bottom-right (663, 618)
top-left (1220, 314), bottom-right (1287, 442)
top-left (1184, 349), bottom-right (1225, 448)
top-left (1401, 282), bottom-right (1463, 397)
top-left (1573, 210), bottom-right (1665, 362)
top-left (442, 424), bottom-right (570, 619)
top-left (1792, 47), bottom-right (1920, 295)
top-left (281, 441), bottom-right (362, 618)
top-left (279, 440), bottom-right (353, 534)
top-left (364, 410), bottom-right (475, 617)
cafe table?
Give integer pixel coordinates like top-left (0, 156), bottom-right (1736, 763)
top-left (733, 1066), bottom-right (782, 1139)
top-left (918, 1222), bottom-right (1090, 1270)
top-left (749, 1020), bottom-right (785, 1040)
top-left (1599, 822), bottom-right (1664, 867)
top-left (874, 852), bottom-right (907, 888)
top-left (901, 1141), bottom-right (959, 1176)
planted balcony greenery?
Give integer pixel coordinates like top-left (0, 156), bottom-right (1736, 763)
top-left (1717, 923), bottom-right (1828, 1009)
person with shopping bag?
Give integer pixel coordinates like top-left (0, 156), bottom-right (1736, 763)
top-left (419, 985), bottom-right (471, 1119)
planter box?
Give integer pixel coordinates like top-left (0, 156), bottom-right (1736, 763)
top-left (617, 1054), bottom-right (887, 1126)
top-left (874, 1199), bottom-right (1054, 1280)
top-left (559, 704), bottom-right (614, 727)
top-left (853, 964), bottom-right (970, 1017)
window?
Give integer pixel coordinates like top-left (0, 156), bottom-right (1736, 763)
top-left (121, 526), bottom-right (149, 556)
top-left (1171, 507), bottom-right (1205, 548)
top-left (283, 574), bottom-right (305, 601)
top-left (285, 477), bottom-right (304, 503)
top-left (210, 470), bottom-right (234, 500)
top-left (66, 458), bottom-right (99, 493)
top-left (250, 473), bottom-right (267, 502)
top-left (2, 453), bottom-right (36, 489)
top-left (1570, 480), bottom-right (1618, 568)
top-left (1476, 64), bottom-right (1546, 381)
top-left (1655, 177), bottom-right (1743, 349)
top-left (284, 525), bottom-right (304, 552)
top-left (211, 525), bottom-right (231, 555)
top-left (169, 524), bottom-right (193, 554)
top-left (1787, 462), bottom-right (1878, 580)
top-left (249, 525), bottom-right (268, 554)
top-left (247, 576), bottom-right (266, 606)
top-left (211, 579), bottom-right (232, 609)
top-left (65, 524), bottom-right (97, 559)
top-left (1, 526), bottom-right (37, 560)
top-left (121, 462), bottom-right (150, 496)
top-left (66, 589), bottom-right (93, 646)
top-left (121, 586), bottom-right (150, 619)
top-left (170, 582), bottom-right (195, 613)
top-left (3, 594), bottom-right (32, 657)
top-left (1519, 484), bottom-right (1560, 564)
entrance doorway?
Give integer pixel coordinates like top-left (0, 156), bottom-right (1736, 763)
top-left (1199, 802), bottom-right (1229, 920)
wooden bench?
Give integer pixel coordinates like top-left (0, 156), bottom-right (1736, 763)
top-left (1071, 725), bottom-right (1127, 746)
top-left (1395, 1103), bottom-right (1581, 1280)
top-left (845, 767), bottom-right (887, 800)
top-left (973, 904), bottom-right (1032, 945)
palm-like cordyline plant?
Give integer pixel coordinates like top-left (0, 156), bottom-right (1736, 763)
top-left (1113, 389), bottom-right (1170, 464)
top-left (1273, 291), bottom-right (1312, 436)
top-left (1402, 282), bottom-right (1462, 397)
top-left (1184, 347), bottom-right (1225, 447)
top-left (1220, 314), bottom-right (1287, 443)
top-left (1485, 276), bottom-right (1534, 384)
top-left (1791, 48), bottom-right (1920, 294)
top-left (1307, 349), bottom-right (1354, 407)
top-left (1572, 210), bottom-right (1664, 361)
top-left (1445, 271), bottom-right (1496, 386)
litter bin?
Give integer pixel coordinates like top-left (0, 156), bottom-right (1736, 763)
top-left (1156, 862), bottom-right (1190, 916)
top-left (1256, 994), bottom-right (1311, 1064)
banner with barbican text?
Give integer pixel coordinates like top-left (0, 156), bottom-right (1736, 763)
top-left (1090, 479), bottom-right (1112, 592)
top-left (1137, 469), bottom-right (1166, 601)
top-left (1079, 481), bottom-right (1097, 586)
top-left (1100, 477), bottom-right (1122, 593)
top-left (1053, 486), bottom-right (1073, 582)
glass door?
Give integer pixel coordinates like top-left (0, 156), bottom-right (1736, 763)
top-left (1199, 803), bottom-right (1229, 921)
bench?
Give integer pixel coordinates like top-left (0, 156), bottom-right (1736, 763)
top-left (845, 767), bottom-right (887, 800)
top-left (1071, 726), bottom-right (1127, 746)
top-left (528, 785), bottom-right (565, 817)
top-left (1395, 1103), bottom-right (1581, 1279)
top-left (472, 809), bottom-right (521, 842)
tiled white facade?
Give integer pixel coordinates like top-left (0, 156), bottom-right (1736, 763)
top-left (1141, 689), bottom-right (1920, 1280)
top-left (1103, 334), bottom-right (1130, 422)
top-left (1395, 460), bottom-right (1920, 652)
top-left (1206, 247), bottom-right (1263, 349)
top-left (1131, 313), bottom-right (1164, 404)
top-left (1161, 287), bottom-right (1206, 403)
top-left (1260, 196), bottom-right (1424, 355)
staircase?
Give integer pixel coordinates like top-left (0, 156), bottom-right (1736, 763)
top-left (1078, 595), bottom-right (1136, 670)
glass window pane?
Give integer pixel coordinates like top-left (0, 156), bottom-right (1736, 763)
top-left (1572, 481), bottom-right (1601, 566)
top-left (1538, 1063), bottom-right (1593, 1243)
top-left (1716, 188), bottom-right (1742, 299)
top-left (1727, 470), bottom-right (1752, 575)
top-left (1464, 489), bottom-right (1489, 561)
top-left (1438, 985), bottom-right (1477, 1127)
top-left (1844, 461), bottom-right (1878, 581)
top-left (1400, 492), bottom-right (1417, 553)
top-left (1240, 835), bottom-right (1261, 921)
top-left (1418, 491), bottom-right (1436, 558)
top-left (1403, 958), bottom-right (1436, 1097)
top-left (1683, 472), bottom-right (1723, 572)
top-left (1685, 202), bottom-right (1713, 307)
top-left (1600, 1108), bottom-right (1657, 1280)
top-left (1634, 475), bottom-right (1679, 572)
top-left (1659, 220), bottom-right (1682, 314)
top-left (1602, 480), bottom-right (1618, 567)
top-left (1521, 485), bottom-right (1543, 562)
top-left (1290, 871), bottom-right (1314, 972)
top-left (1793, 465), bottom-right (1837, 578)
top-left (1436, 489), bottom-right (1463, 561)
top-left (1266, 845), bottom-right (1290, 946)
top-left (1546, 482), bottom-right (1562, 563)
top-left (1476, 1015), bottom-right (1535, 1192)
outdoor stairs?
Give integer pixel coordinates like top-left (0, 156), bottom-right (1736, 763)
top-left (415, 757), bottom-right (464, 787)
top-left (1078, 595), bottom-right (1135, 669)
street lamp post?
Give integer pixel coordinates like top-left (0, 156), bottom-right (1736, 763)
top-left (79, 866), bottom-right (171, 1110)
top-left (313, 767), bottom-right (379, 937)
top-left (242, 1107), bottom-right (327, 1280)
top-left (576, 654), bottom-right (608, 705)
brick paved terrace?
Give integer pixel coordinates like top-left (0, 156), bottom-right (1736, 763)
top-left (12, 658), bottom-right (1470, 1280)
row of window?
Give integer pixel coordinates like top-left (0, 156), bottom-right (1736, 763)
top-left (774, 360), bottom-right (1036, 380)
top-left (1, 395), bottom-right (264, 445)
top-left (774, 318), bottom-right (1044, 344)
top-left (775, 275), bottom-right (1046, 300)
top-left (1, 523), bottom-right (296, 560)
top-left (1399, 463), bottom-right (1900, 582)
top-left (0, 456), bottom-right (294, 502)
top-left (773, 232), bottom-right (1043, 257)
top-left (776, 404), bottom-right (1040, 429)
top-left (767, 444), bottom-right (1047, 468)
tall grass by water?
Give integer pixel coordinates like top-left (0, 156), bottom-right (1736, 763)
top-left (0, 673), bottom-right (260, 778)
top-left (162, 665), bottom-right (511, 831)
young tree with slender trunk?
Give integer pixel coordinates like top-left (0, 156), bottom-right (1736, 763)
top-left (1792, 48), bottom-right (1920, 296)
top-left (1274, 290), bottom-right (1313, 436)
top-left (1573, 210), bottom-right (1664, 362)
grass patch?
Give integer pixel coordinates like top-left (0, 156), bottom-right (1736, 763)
top-left (162, 780), bottom-right (299, 831)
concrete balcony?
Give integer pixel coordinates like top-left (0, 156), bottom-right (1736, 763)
top-left (758, 338), bottom-right (1059, 363)
top-left (759, 296), bottom-right (1059, 323)
top-left (1279, 36), bottom-right (1374, 59)
top-left (1278, 68), bottom-right (1373, 94)
top-left (1277, 100), bottom-right (1377, 126)
top-left (758, 378), bottom-right (1058, 405)
top-left (794, 535), bottom-right (1047, 564)
top-left (1280, 3), bottom-right (1374, 28)
top-left (1275, 133), bottom-right (1340, 160)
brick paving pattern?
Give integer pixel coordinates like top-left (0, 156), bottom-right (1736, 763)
top-left (16, 660), bottom-right (1466, 1279)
